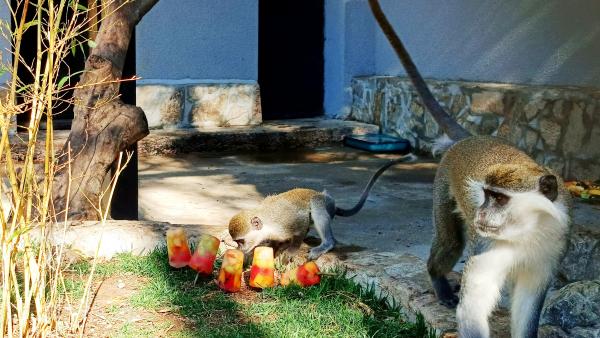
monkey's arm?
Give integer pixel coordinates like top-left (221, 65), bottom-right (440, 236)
top-left (457, 247), bottom-right (513, 338)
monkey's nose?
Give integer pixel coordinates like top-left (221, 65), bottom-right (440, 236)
top-left (478, 211), bottom-right (487, 221)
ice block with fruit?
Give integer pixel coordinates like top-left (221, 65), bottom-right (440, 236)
top-left (249, 247), bottom-right (275, 288)
top-left (166, 228), bottom-right (192, 268)
top-left (218, 249), bottom-right (244, 292)
top-left (189, 234), bottom-right (220, 275)
top-left (280, 261), bottom-right (321, 287)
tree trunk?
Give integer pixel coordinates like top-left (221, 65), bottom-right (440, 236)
top-left (52, 0), bottom-right (159, 221)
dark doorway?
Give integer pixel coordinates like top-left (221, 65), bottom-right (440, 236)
top-left (258, 1), bottom-right (324, 120)
top-left (110, 30), bottom-right (138, 220)
top-left (11, 0), bottom-right (90, 130)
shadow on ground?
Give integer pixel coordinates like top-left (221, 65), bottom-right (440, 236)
top-left (139, 146), bottom-right (438, 260)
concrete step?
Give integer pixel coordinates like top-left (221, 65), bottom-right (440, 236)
top-left (138, 118), bottom-right (378, 155)
top-left (8, 118), bottom-right (378, 160)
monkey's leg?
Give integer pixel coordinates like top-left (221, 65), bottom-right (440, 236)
top-left (280, 235), bottom-right (306, 265)
top-left (427, 175), bottom-right (465, 308)
top-left (510, 267), bottom-right (552, 338)
top-left (457, 248), bottom-right (513, 338)
top-left (308, 196), bottom-right (336, 260)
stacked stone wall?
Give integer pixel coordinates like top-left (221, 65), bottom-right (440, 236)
top-left (136, 81), bottom-right (262, 130)
top-left (351, 77), bottom-right (600, 180)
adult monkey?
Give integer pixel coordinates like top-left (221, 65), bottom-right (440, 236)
top-left (367, 1), bottom-right (571, 338)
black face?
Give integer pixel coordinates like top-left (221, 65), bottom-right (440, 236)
top-left (483, 188), bottom-right (510, 207)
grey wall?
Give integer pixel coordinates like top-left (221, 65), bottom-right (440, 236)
top-left (136, 0), bottom-right (258, 81)
top-left (324, 0), bottom-right (600, 118)
top-left (0, 2), bottom-right (9, 85)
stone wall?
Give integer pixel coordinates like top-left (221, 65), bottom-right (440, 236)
top-left (350, 76), bottom-right (600, 180)
top-left (136, 81), bottom-right (262, 130)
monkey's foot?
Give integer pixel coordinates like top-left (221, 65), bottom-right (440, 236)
top-left (308, 243), bottom-right (334, 260)
top-left (438, 294), bottom-right (459, 308)
top-left (431, 277), bottom-right (459, 308)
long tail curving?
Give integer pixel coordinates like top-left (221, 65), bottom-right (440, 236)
top-left (335, 154), bottom-right (417, 217)
top-left (367, 0), bottom-right (471, 142)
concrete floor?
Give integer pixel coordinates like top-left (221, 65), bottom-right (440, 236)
top-left (139, 146), bottom-right (439, 261)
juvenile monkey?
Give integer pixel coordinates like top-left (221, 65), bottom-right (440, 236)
top-left (228, 154), bottom-right (416, 261)
top-left (369, 1), bottom-right (571, 337)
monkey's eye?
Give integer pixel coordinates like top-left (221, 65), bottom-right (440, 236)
top-left (485, 189), bottom-right (509, 206)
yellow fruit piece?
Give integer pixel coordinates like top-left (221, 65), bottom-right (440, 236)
top-left (588, 189), bottom-right (600, 196)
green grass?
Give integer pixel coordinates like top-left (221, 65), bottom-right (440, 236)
top-left (72, 248), bottom-right (435, 338)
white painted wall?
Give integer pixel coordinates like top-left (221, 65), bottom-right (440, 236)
top-left (324, 0), bottom-right (600, 118)
top-left (136, 0), bottom-right (258, 81)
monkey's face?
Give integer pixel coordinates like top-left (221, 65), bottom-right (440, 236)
top-left (471, 174), bottom-right (567, 241)
top-left (473, 187), bottom-right (513, 238)
top-left (228, 212), bottom-right (265, 253)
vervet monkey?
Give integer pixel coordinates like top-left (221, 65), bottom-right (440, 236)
top-left (369, 1), bottom-right (571, 337)
top-left (228, 153), bottom-right (416, 261)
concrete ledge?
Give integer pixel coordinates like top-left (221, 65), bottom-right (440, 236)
top-left (138, 118), bottom-right (378, 156)
top-left (7, 118), bottom-right (378, 160)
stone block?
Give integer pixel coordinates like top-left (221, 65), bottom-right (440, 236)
top-left (540, 118), bottom-right (562, 149)
top-left (471, 91), bottom-right (504, 115)
top-left (558, 227), bottom-right (600, 282)
top-left (187, 83), bottom-right (262, 128)
top-left (523, 96), bottom-right (546, 121)
top-left (562, 103), bottom-right (586, 155)
top-left (136, 85), bottom-right (184, 129)
top-left (542, 280), bottom-right (600, 334)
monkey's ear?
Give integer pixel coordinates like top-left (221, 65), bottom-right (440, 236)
top-left (251, 216), bottom-right (263, 230)
top-left (539, 175), bottom-right (558, 201)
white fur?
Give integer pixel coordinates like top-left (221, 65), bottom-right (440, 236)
top-left (432, 134), bottom-right (456, 157)
top-left (459, 186), bottom-right (569, 338)
top-left (458, 245), bottom-right (515, 337)
top-left (465, 178), bottom-right (485, 207)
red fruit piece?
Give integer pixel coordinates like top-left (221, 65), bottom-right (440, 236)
top-left (296, 261), bottom-right (321, 287)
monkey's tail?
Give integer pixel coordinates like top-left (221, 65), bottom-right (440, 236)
top-left (368, 0), bottom-right (470, 142)
top-left (335, 153), bottom-right (417, 217)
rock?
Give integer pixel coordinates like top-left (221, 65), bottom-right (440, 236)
top-left (558, 227), bottom-right (600, 282)
top-left (524, 128), bottom-right (539, 152)
top-left (552, 100), bottom-right (567, 121)
top-left (479, 115), bottom-right (500, 135)
top-left (187, 83), bottom-right (262, 128)
top-left (136, 85), bottom-right (184, 129)
top-left (562, 103), bottom-right (586, 155)
top-left (471, 91), bottom-right (504, 115)
top-left (523, 97), bottom-right (546, 121)
top-left (580, 123), bottom-right (600, 159)
top-left (568, 159), bottom-right (600, 182)
top-left (541, 280), bottom-right (600, 332)
top-left (349, 76), bottom-right (600, 179)
top-left (540, 118), bottom-right (562, 149)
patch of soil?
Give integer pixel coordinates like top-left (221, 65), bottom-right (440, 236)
top-left (82, 275), bottom-right (187, 337)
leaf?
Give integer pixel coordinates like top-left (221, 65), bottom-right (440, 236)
top-left (77, 4), bottom-right (88, 11)
top-left (57, 70), bottom-right (86, 90)
top-left (57, 76), bottom-right (69, 90)
top-left (71, 39), bottom-right (77, 56)
top-left (87, 40), bottom-right (97, 49)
